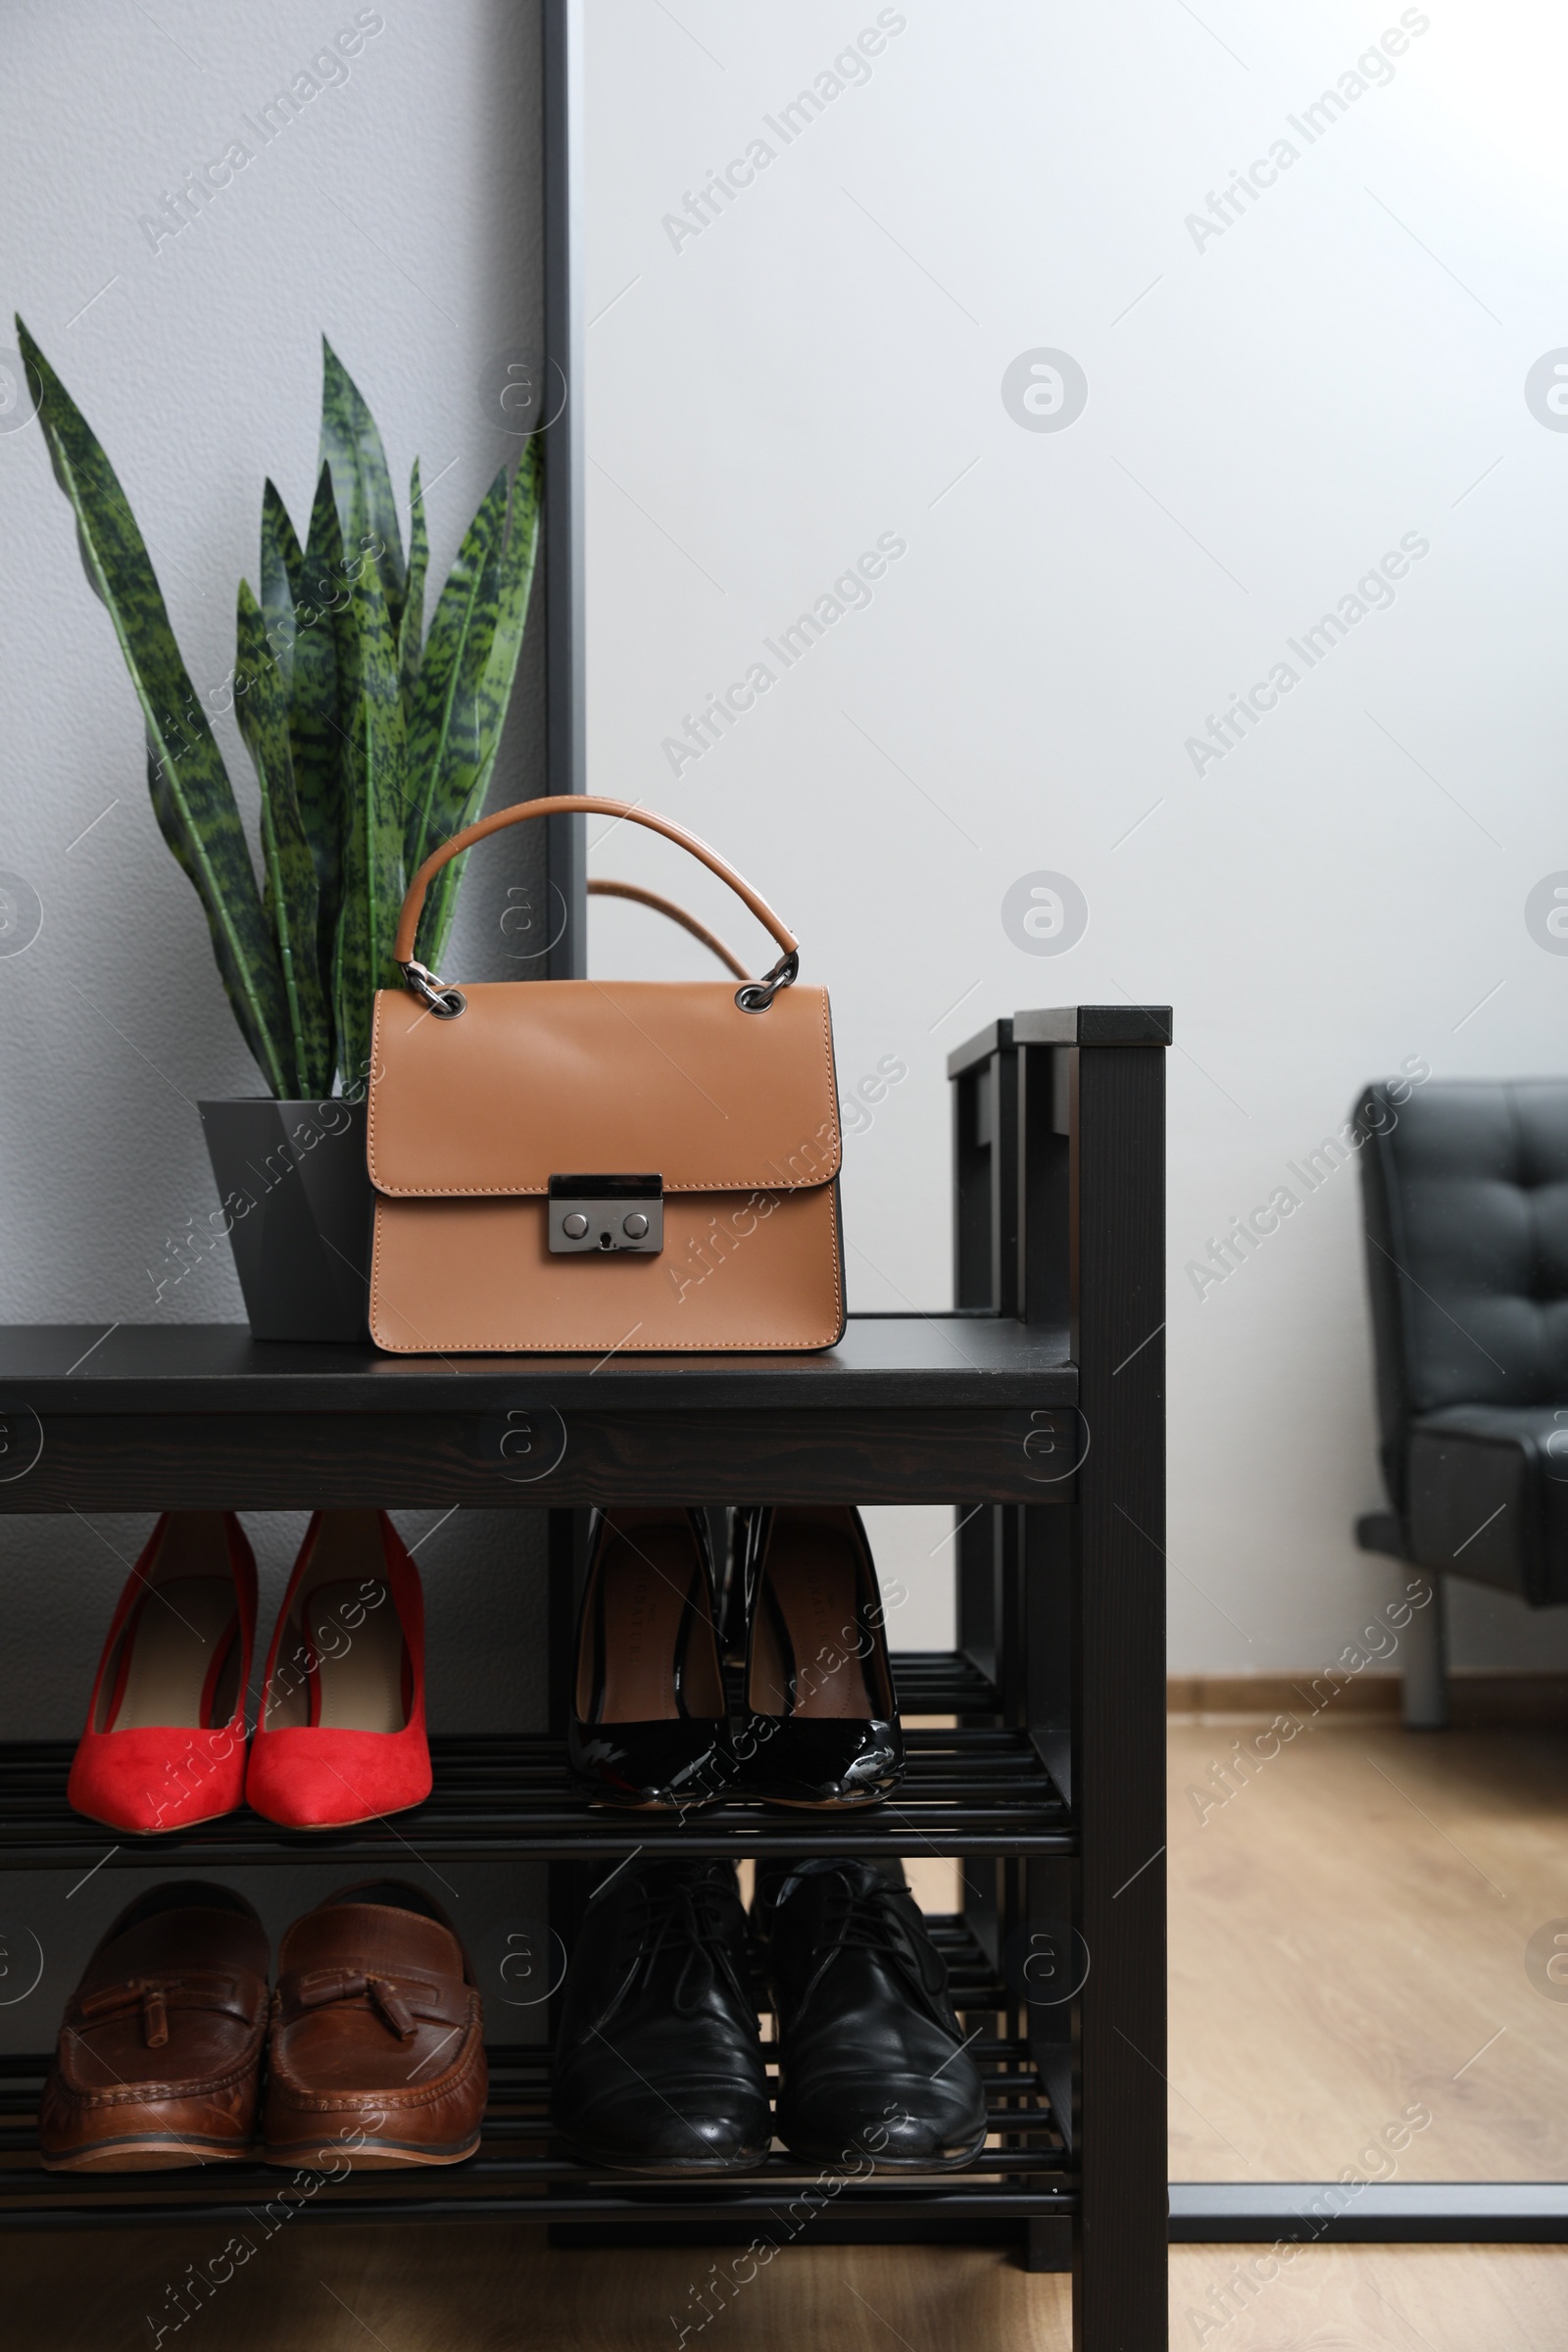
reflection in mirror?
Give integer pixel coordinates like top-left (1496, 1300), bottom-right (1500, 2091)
top-left (582, 0), bottom-right (1568, 2252)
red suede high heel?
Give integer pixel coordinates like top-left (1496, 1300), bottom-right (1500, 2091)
top-left (68, 1512), bottom-right (256, 1836)
top-left (245, 1511), bottom-right (431, 1830)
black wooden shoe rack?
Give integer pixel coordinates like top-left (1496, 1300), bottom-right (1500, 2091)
top-left (0, 1001), bottom-right (1169, 2351)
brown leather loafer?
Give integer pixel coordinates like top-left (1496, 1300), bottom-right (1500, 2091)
top-left (263, 1881), bottom-right (486, 2170)
top-left (39, 1882), bottom-right (269, 2171)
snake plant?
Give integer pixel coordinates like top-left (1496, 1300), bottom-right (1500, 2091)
top-left (15, 319), bottom-right (541, 1098)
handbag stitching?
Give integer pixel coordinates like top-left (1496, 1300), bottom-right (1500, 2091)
top-left (367, 1186), bottom-right (845, 1354)
top-left (365, 989), bottom-right (841, 1198)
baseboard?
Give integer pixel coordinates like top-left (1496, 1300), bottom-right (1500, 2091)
top-left (1169, 1674), bottom-right (1400, 1721)
top-left (1168, 1671), bottom-right (1568, 1726)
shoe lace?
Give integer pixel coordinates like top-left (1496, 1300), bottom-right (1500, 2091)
top-left (793, 1875), bottom-right (949, 2021)
top-left (615, 1871), bottom-right (749, 2019)
top-left (823, 1877), bottom-right (920, 1961)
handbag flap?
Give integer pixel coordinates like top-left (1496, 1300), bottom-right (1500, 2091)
top-left (367, 980), bottom-right (840, 1198)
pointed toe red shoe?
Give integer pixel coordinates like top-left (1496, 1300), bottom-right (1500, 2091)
top-left (245, 1510), bottom-right (431, 1831)
top-left (67, 1512), bottom-right (256, 1837)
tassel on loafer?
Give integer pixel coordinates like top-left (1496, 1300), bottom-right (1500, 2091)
top-left (263, 1881), bottom-right (486, 2170)
top-left (39, 1882), bottom-right (270, 2171)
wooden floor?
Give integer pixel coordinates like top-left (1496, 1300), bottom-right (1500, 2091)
top-left (7, 1719), bottom-right (1568, 2344)
top-left (1168, 1713), bottom-right (1568, 2180)
top-left (3, 2223), bottom-right (1567, 2348)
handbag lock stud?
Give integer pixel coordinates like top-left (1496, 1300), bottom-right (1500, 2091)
top-left (547, 1174), bottom-right (664, 1255)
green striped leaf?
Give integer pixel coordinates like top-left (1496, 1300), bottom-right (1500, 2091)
top-left (289, 464), bottom-right (349, 1016)
top-left (419, 441), bottom-right (544, 971)
top-left (332, 553), bottom-right (408, 1091)
top-left (318, 338), bottom-right (406, 634)
top-left (403, 468), bottom-right (507, 888)
top-left (235, 581), bottom-right (332, 1098)
top-left (399, 457), bottom-right (427, 731)
top-left (16, 317), bottom-right (295, 1098)
top-left (259, 479), bottom-right (301, 701)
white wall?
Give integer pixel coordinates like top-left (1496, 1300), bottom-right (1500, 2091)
top-left (581, 0), bottom-right (1568, 1675)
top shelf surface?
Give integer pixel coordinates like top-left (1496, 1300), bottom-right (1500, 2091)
top-left (0, 1314), bottom-right (1075, 1414)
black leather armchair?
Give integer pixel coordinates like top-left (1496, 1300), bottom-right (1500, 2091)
top-left (1356, 1076), bottom-right (1568, 1725)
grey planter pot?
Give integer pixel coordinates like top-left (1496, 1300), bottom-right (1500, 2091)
top-left (199, 1098), bottom-right (373, 1343)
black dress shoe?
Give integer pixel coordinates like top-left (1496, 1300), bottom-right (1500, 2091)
top-left (567, 1508), bottom-right (733, 1809)
top-left (552, 1858), bottom-right (769, 2174)
top-left (739, 1505), bottom-right (904, 1807)
top-left (757, 1857), bottom-right (987, 2170)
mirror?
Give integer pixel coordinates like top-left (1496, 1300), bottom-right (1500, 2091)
top-left (581, 0), bottom-right (1568, 2220)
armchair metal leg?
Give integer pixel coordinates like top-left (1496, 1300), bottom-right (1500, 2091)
top-left (1402, 1575), bottom-right (1448, 1731)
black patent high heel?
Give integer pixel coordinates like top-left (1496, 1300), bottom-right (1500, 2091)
top-left (739, 1505), bottom-right (904, 1807)
top-left (567, 1508), bottom-right (733, 1809)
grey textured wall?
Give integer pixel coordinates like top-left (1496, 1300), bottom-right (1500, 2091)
top-left (0, 1), bottom-right (549, 2047)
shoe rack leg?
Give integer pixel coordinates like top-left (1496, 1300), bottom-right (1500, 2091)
top-left (548, 1507), bottom-right (593, 2015)
top-left (1023, 1503), bottom-right (1077, 2181)
top-left (1025, 2217), bottom-right (1075, 2273)
top-left (1066, 1040), bottom-right (1168, 2352)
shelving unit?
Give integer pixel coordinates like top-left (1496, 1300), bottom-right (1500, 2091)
top-left (0, 1001), bottom-right (1169, 2351)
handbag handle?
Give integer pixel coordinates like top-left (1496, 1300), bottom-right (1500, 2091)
top-left (394, 795), bottom-right (799, 1014)
top-left (587, 878), bottom-right (750, 982)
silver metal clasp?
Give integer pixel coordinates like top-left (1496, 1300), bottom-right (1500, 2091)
top-left (402, 958), bottom-right (466, 1017)
top-left (735, 949), bottom-right (799, 1014)
top-left (548, 1174), bottom-right (664, 1254)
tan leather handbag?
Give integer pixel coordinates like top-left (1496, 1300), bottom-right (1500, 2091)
top-left (367, 797), bottom-right (845, 1355)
